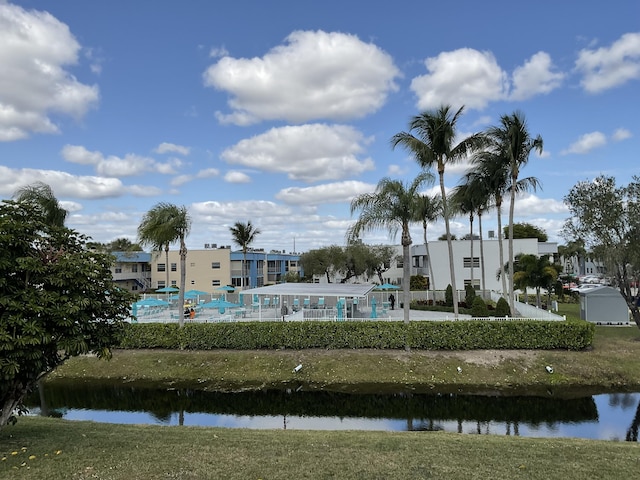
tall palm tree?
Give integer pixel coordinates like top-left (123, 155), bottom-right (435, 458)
top-left (348, 173), bottom-right (433, 324)
top-left (450, 183), bottom-right (484, 292)
top-left (469, 151), bottom-right (510, 300)
top-left (13, 181), bottom-right (67, 227)
top-left (485, 112), bottom-right (543, 313)
top-left (229, 221), bottom-right (261, 289)
top-left (392, 105), bottom-right (485, 319)
top-left (458, 169), bottom-right (493, 297)
top-left (414, 193), bottom-right (442, 302)
top-left (138, 203), bottom-right (191, 327)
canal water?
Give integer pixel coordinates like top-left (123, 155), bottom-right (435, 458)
top-left (26, 383), bottom-right (640, 441)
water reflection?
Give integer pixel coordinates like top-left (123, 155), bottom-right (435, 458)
top-left (25, 382), bottom-right (640, 441)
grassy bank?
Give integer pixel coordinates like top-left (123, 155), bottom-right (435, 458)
top-left (3, 323), bottom-right (640, 479)
top-left (2, 416), bottom-right (639, 480)
top-left (47, 325), bottom-right (640, 395)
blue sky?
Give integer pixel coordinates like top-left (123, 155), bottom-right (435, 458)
top-left (1, 1), bottom-right (638, 253)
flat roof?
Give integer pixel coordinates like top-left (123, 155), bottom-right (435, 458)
top-left (242, 283), bottom-right (376, 298)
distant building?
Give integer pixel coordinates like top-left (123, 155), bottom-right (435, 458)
top-left (406, 238), bottom-right (557, 293)
top-left (110, 251), bottom-right (152, 293)
top-left (311, 238), bottom-right (558, 294)
top-left (230, 249), bottom-right (302, 288)
top-left (110, 245), bottom-right (302, 293)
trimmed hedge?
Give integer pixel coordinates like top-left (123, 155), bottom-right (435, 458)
top-left (119, 320), bottom-right (594, 351)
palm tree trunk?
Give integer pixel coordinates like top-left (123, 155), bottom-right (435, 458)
top-left (423, 221), bottom-right (437, 304)
top-left (508, 178), bottom-right (517, 314)
top-left (479, 212), bottom-right (486, 299)
top-left (497, 200), bottom-right (508, 303)
top-left (402, 232), bottom-right (411, 325)
top-left (178, 238), bottom-right (187, 328)
top-left (439, 171), bottom-right (459, 319)
top-left (164, 244), bottom-right (170, 289)
top-left (241, 250), bottom-right (246, 289)
top-left (469, 213), bottom-right (474, 288)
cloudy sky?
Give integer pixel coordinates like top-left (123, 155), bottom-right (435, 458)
top-left (1, 1), bottom-right (638, 252)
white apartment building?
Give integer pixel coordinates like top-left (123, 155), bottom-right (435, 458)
top-left (312, 238), bottom-right (557, 294)
top-left (403, 238), bottom-right (557, 293)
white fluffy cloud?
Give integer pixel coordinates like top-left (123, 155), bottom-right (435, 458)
top-left (0, 3), bottom-right (99, 141)
top-left (510, 52), bottom-right (565, 100)
top-left (561, 131), bottom-right (607, 155)
top-left (62, 145), bottom-right (183, 176)
top-left (204, 30), bottom-right (400, 125)
top-left (276, 181), bottom-right (375, 205)
top-left (411, 48), bottom-right (507, 110)
top-left (220, 124), bottom-right (375, 182)
top-left (575, 32), bottom-right (640, 93)
top-left (224, 171), bottom-right (251, 183)
top-left (0, 165), bottom-right (125, 199)
top-left (411, 49), bottom-right (564, 110)
top-left (154, 142), bottom-right (191, 155)
top-left (612, 128), bottom-right (632, 141)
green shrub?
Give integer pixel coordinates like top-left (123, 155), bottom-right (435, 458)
top-left (410, 275), bottom-right (428, 290)
top-left (445, 284), bottom-right (453, 307)
top-left (470, 297), bottom-right (489, 317)
top-left (465, 284), bottom-right (476, 306)
top-left (495, 297), bottom-right (511, 316)
top-left (119, 320), bottom-right (594, 351)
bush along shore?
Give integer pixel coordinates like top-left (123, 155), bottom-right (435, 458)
top-left (119, 320), bottom-right (594, 351)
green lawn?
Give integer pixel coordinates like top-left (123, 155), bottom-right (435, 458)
top-left (2, 416), bottom-right (640, 480)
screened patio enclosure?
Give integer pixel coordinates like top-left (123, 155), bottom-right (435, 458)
top-left (241, 283), bottom-right (377, 321)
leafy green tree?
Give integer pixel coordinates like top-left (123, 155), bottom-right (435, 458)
top-left (414, 193), bottom-right (442, 301)
top-left (365, 245), bottom-right (396, 285)
top-left (438, 233), bottom-right (457, 241)
top-left (229, 221), bottom-right (261, 289)
top-left (282, 271), bottom-right (301, 283)
top-left (410, 275), bottom-right (428, 290)
top-left (299, 245), bottom-right (345, 283)
top-left (13, 181), bottom-right (67, 227)
top-left (503, 222), bottom-right (548, 242)
top-left (300, 244), bottom-right (394, 284)
top-left (0, 200), bottom-right (133, 428)
top-left (563, 175), bottom-right (640, 328)
top-left (557, 240), bottom-right (587, 276)
top-left (512, 254), bottom-right (559, 308)
top-left (349, 173), bottom-right (433, 324)
top-left (138, 203), bottom-right (191, 326)
top-left (392, 105), bottom-right (485, 319)
top-left (485, 112), bottom-right (543, 314)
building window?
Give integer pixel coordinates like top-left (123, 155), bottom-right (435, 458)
top-left (157, 263), bottom-right (166, 272)
top-left (212, 262), bottom-right (221, 269)
top-left (115, 267), bottom-right (122, 274)
top-left (158, 281), bottom-right (166, 289)
top-left (396, 259), bottom-right (403, 268)
top-left (463, 257), bottom-right (480, 268)
top-left (464, 279), bottom-right (481, 290)
top-left (171, 281), bottom-right (177, 286)
top-left (171, 263), bottom-right (177, 272)
top-left (191, 280), bottom-right (195, 285)
top-left (212, 280), bottom-right (221, 286)
top-left (131, 265), bottom-right (138, 273)
top-left (143, 264), bottom-right (151, 272)
top-left (190, 262), bottom-right (196, 267)
top-left (131, 285), bottom-right (138, 291)
top-left (231, 278), bottom-right (242, 287)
